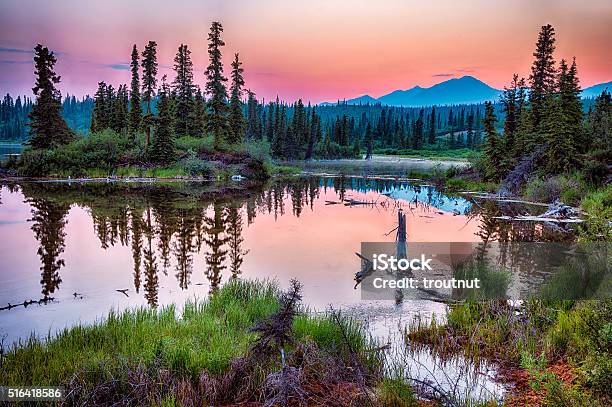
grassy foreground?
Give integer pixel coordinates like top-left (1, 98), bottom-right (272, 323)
top-left (0, 279), bottom-right (411, 406)
top-left (407, 299), bottom-right (612, 406)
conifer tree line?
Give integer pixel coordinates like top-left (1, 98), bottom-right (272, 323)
top-left (11, 21), bottom-right (495, 162)
top-left (4, 22), bottom-right (608, 167)
top-left (1, 93), bottom-right (93, 141)
top-left (481, 24), bottom-right (611, 181)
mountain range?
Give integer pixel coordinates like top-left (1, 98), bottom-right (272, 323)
top-left (323, 76), bottom-right (611, 107)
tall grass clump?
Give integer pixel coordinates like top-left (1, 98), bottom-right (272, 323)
top-left (0, 279), bottom-right (386, 406)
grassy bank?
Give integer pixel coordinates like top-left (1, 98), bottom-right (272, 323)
top-left (374, 147), bottom-right (474, 161)
top-left (0, 279), bottom-right (412, 406)
top-left (407, 299), bottom-right (612, 406)
top-left (2, 130), bottom-right (303, 181)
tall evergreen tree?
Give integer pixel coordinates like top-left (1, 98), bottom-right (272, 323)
top-left (187, 87), bottom-right (206, 138)
top-left (227, 53), bottom-right (245, 145)
top-left (585, 90), bottom-right (611, 150)
top-left (205, 21), bottom-right (229, 150)
top-left (128, 44), bottom-right (142, 136)
top-left (501, 75), bottom-right (527, 164)
top-left (91, 81), bottom-right (108, 132)
top-left (245, 90), bottom-right (260, 140)
top-left (112, 84), bottom-right (129, 133)
top-left (428, 105), bottom-right (436, 144)
top-left (151, 76), bottom-right (175, 164)
top-left (412, 109), bottom-right (424, 149)
top-left (172, 44), bottom-right (195, 137)
top-left (543, 96), bottom-right (574, 173)
top-left (558, 58), bottom-right (583, 152)
top-left (364, 122), bottom-right (374, 159)
top-left (483, 101), bottom-right (503, 180)
top-left (529, 24), bottom-right (557, 132)
top-left (28, 44), bottom-right (74, 149)
top-left (141, 41), bottom-right (158, 147)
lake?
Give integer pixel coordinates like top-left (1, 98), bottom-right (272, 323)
top-left (0, 176), bottom-right (572, 401)
top-left (0, 143), bottom-right (23, 161)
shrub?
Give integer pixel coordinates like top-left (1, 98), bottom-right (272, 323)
top-left (524, 176), bottom-right (563, 202)
top-left (241, 139), bottom-right (272, 163)
top-left (17, 130), bottom-right (134, 177)
top-left (17, 149), bottom-right (54, 177)
top-left (175, 135), bottom-right (214, 155)
top-left (579, 185), bottom-right (612, 241)
top-left (582, 159), bottom-right (608, 186)
top-left (178, 150), bottom-right (214, 177)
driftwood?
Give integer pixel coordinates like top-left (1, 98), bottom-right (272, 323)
top-left (0, 297), bottom-right (56, 311)
top-left (464, 193), bottom-right (550, 207)
top-left (493, 201), bottom-right (583, 224)
top-left (493, 216), bottom-right (583, 224)
top-left (353, 252), bottom-right (374, 288)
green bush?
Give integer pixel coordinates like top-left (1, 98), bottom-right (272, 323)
top-left (582, 159), bottom-right (608, 187)
top-left (17, 130), bottom-right (135, 177)
top-left (177, 150), bottom-right (214, 177)
top-left (241, 139), bottom-right (272, 163)
top-left (524, 176), bottom-right (563, 202)
top-left (17, 149), bottom-right (54, 177)
top-left (579, 185), bottom-right (612, 241)
top-left (175, 135), bottom-right (214, 155)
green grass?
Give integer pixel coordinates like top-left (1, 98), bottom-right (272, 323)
top-left (266, 163), bottom-right (302, 176)
top-left (0, 279), bottom-right (380, 395)
top-left (0, 280), bottom-right (280, 386)
top-left (374, 147), bottom-right (475, 161)
top-left (579, 184), bottom-right (612, 241)
top-left (444, 177), bottom-right (498, 193)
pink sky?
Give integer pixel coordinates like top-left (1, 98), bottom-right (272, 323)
top-left (0, 0), bottom-right (610, 103)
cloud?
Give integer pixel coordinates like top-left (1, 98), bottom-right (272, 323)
top-left (433, 66), bottom-right (480, 77)
top-left (455, 66), bottom-right (479, 73)
top-left (105, 62), bottom-right (130, 70)
top-left (0, 59), bottom-right (32, 64)
top-left (0, 47), bottom-right (33, 54)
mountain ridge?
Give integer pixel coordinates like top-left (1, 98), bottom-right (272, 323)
top-left (322, 76), bottom-right (611, 107)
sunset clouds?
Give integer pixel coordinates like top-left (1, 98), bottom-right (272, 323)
top-left (0, 0), bottom-right (610, 102)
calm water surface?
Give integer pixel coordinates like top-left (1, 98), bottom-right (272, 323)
top-left (0, 176), bottom-right (567, 400)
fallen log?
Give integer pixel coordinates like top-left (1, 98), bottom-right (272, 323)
top-left (493, 215), bottom-right (583, 224)
top-left (463, 193), bottom-right (550, 207)
top-left (0, 297), bottom-right (56, 311)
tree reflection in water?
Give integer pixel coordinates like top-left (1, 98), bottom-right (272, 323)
top-left (11, 178), bottom-right (575, 307)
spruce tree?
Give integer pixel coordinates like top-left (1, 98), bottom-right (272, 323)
top-left (112, 84), bottom-right (128, 133)
top-left (585, 90), bottom-right (611, 149)
top-left (483, 101), bottom-right (503, 180)
top-left (92, 81), bottom-right (108, 132)
top-left (501, 75), bottom-right (527, 165)
top-left (205, 21), bottom-right (229, 150)
top-left (428, 105), bottom-right (436, 144)
top-left (543, 96), bottom-right (574, 173)
top-left (129, 44), bottom-right (142, 136)
top-left (364, 122), bottom-right (374, 159)
top-left (28, 44), bottom-right (74, 149)
top-left (558, 58), bottom-right (583, 152)
top-left (172, 44), bottom-right (195, 137)
top-left (529, 24), bottom-right (557, 132)
top-left (245, 90), bottom-right (260, 140)
top-left (412, 109), bottom-right (424, 149)
top-left (141, 41), bottom-right (158, 147)
top-left (227, 53), bottom-right (245, 145)
top-left (188, 87), bottom-right (206, 138)
top-left (151, 76), bottom-right (175, 164)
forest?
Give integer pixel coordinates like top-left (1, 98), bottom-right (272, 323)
top-left (0, 22), bottom-right (609, 185)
